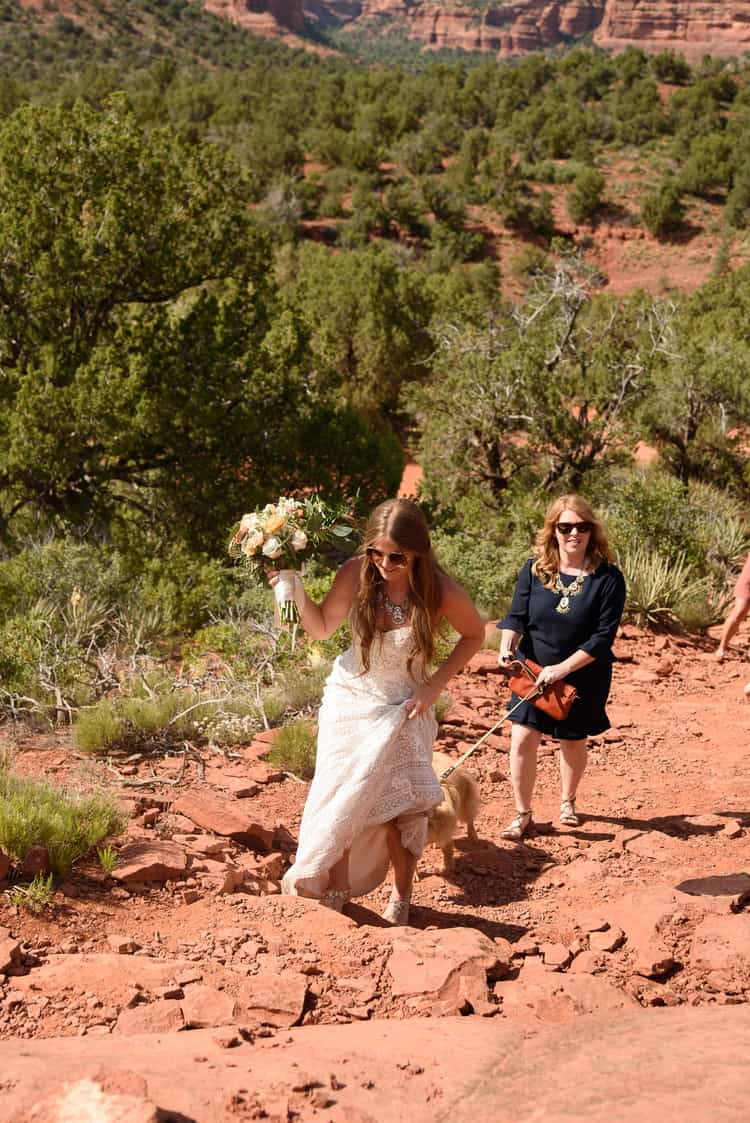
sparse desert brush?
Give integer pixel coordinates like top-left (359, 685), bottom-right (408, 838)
top-left (266, 718), bottom-right (318, 780)
top-left (9, 873), bottom-right (55, 914)
top-left (0, 768), bottom-right (125, 879)
top-left (74, 687), bottom-right (209, 755)
top-left (97, 845), bottom-right (118, 875)
top-left (277, 662), bottom-right (331, 715)
top-left (75, 698), bottom-right (128, 754)
top-left (620, 544), bottom-right (717, 630)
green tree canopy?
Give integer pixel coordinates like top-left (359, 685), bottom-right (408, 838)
top-left (0, 95), bottom-right (397, 550)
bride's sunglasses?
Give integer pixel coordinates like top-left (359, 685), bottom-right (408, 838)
top-left (366, 546), bottom-right (408, 567)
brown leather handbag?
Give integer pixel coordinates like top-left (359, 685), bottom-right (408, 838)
top-left (505, 657), bottom-right (578, 722)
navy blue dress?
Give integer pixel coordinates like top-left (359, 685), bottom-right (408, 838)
top-left (498, 558), bottom-right (626, 740)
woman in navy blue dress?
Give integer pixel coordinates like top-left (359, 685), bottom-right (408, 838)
top-left (497, 495), bottom-right (626, 839)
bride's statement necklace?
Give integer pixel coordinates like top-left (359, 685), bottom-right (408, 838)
top-left (553, 570), bottom-right (586, 615)
top-left (378, 588), bottom-right (411, 625)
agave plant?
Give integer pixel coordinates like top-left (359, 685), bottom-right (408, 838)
top-left (619, 543), bottom-right (718, 630)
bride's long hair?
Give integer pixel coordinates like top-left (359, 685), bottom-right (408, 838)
top-left (353, 498), bottom-right (443, 675)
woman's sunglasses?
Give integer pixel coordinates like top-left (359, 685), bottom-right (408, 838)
top-left (556, 521), bottom-right (593, 535)
top-left (366, 546), bottom-right (408, 567)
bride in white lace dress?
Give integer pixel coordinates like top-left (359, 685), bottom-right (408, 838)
top-left (275, 498), bottom-right (484, 925)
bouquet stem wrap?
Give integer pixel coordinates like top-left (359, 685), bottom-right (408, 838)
top-left (274, 569), bottom-right (302, 625)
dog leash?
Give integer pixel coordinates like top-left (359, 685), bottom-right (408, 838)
top-left (439, 689), bottom-right (543, 780)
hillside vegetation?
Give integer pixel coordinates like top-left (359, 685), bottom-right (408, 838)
top-left (0, 3), bottom-right (749, 733)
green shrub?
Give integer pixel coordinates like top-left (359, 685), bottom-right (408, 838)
top-left (134, 544), bottom-right (233, 635)
top-left (9, 873), bottom-right (55, 914)
top-left (566, 166), bottom-right (606, 224)
top-left (277, 662), bottom-right (331, 714)
top-left (510, 245), bottom-right (553, 281)
top-left (599, 470), bottom-right (749, 582)
top-left (640, 177), bottom-right (684, 237)
top-left (0, 769), bottom-right (125, 878)
top-left (266, 718), bottom-right (317, 780)
top-left (725, 163), bottom-right (750, 229)
top-left (75, 687), bottom-right (203, 754)
top-left (432, 529), bottom-right (527, 619)
top-left (97, 845), bottom-right (117, 875)
top-left (619, 544), bottom-right (716, 630)
top-left (75, 699), bottom-right (128, 754)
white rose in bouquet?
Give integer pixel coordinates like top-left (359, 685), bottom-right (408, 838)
top-left (291, 529), bottom-right (308, 552)
top-left (262, 536), bottom-right (283, 559)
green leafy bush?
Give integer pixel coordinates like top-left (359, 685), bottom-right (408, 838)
top-left (9, 873), bottom-right (55, 914)
top-left (566, 165), bottom-right (606, 224)
top-left (75, 687), bottom-right (202, 754)
top-left (266, 718), bottom-right (317, 780)
top-left (0, 768), bottom-right (125, 878)
top-left (640, 177), bottom-right (684, 237)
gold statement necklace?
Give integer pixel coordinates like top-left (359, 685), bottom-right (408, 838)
top-left (552, 570), bottom-right (586, 615)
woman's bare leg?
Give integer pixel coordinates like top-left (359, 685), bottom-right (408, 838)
top-left (509, 723), bottom-right (543, 812)
top-left (327, 848), bottom-right (350, 891)
top-left (717, 596), bottom-right (750, 657)
top-left (385, 821), bottom-right (418, 899)
top-left (559, 738), bottom-right (587, 802)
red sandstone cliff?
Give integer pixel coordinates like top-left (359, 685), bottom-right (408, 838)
top-left (303, 0), bottom-right (750, 58)
top-left (594, 0), bottom-right (750, 59)
top-left (202, 0), bottom-right (306, 38)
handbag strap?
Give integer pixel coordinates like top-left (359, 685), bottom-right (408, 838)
top-left (439, 690), bottom-right (542, 780)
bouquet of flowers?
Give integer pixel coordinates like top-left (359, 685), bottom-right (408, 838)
top-left (229, 495), bottom-right (357, 626)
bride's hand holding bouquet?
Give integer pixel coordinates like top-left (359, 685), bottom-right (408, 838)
top-left (229, 495), bottom-right (357, 628)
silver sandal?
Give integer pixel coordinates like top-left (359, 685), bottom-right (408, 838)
top-left (560, 799), bottom-right (580, 827)
top-left (500, 810), bottom-right (533, 841)
top-left (381, 890), bottom-right (411, 926)
top-left (320, 887), bottom-right (350, 912)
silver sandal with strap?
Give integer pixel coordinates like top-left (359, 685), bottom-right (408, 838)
top-left (381, 890), bottom-right (411, 926)
top-left (320, 887), bottom-right (350, 912)
top-left (560, 799), bottom-right (580, 827)
top-left (500, 809), bottom-right (533, 841)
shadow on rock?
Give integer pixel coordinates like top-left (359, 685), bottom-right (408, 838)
top-left (586, 812), bottom-right (727, 837)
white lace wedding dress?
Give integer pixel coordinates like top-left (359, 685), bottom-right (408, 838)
top-left (281, 624), bottom-right (443, 900)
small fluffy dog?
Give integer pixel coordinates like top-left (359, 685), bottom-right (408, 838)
top-left (425, 751), bottom-right (481, 871)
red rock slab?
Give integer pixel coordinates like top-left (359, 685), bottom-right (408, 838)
top-left (202, 768), bottom-right (260, 798)
top-left (245, 763), bottom-right (286, 784)
top-left (239, 894), bottom-right (357, 947)
top-left (0, 933), bottom-right (21, 974)
top-left (601, 886), bottom-right (693, 955)
top-left (13, 954), bottom-right (197, 1001)
top-left (181, 985), bottom-right (238, 1029)
top-left (12, 1078), bottom-right (159, 1123)
top-left (115, 1002), bottom-right (185, 1036)
top-left (466, 651), bottom-right (505, 676)
top-left (495, 967), bottom-right (637, 1023)
top-left (386, 927), bottom-right (511, 998)
top-left (1, 1007), bottom-right (750, 1122)
top-left (690, 914), bottom-right (750, 971)
top-left (172, 790), bottom-right (274, 850)
top-left (236, 969), bottom-right (308, 1028)
top-left (112, 840), bottom-right (188, 883)
top-left (676, 872), bottom-right (750, 911)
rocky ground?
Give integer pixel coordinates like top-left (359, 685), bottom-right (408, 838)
top-left (0, 621), bottom-right (749, 1121)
